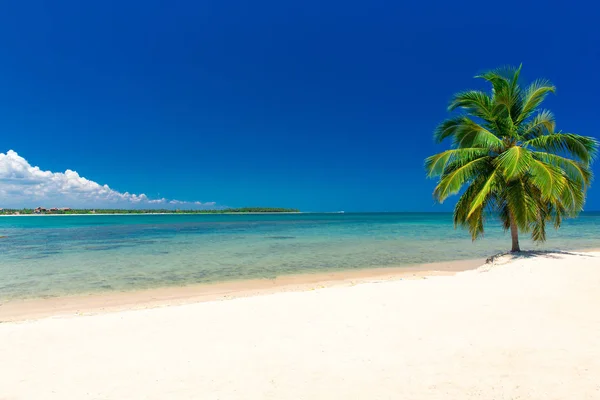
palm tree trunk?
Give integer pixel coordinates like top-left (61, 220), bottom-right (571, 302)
top-left (509, 212), bottom-right (520, 252)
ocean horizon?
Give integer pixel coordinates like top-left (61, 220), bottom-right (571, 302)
top-left (1, 212), bottom-right (599, 301)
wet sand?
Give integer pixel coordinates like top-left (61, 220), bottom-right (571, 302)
top-left (0, 258), bottom-right (485, 322)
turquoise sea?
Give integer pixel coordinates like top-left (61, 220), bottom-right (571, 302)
top-left (1, 213), bottom-right (599, 300)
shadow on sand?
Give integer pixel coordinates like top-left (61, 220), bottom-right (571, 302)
top-left (485, 249), bottom-right (595, 265)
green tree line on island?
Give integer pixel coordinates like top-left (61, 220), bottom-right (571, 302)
top-left (0, 207), bottom-right (300, 215)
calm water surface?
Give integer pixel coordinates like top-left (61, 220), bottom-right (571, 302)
top-left (1, 213), bottom-right (598, 300)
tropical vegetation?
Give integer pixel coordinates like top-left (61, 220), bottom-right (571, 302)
top-left (0, 207), bottom-right (300, 215)
top-left (425, 65), bottom-right (597, 252)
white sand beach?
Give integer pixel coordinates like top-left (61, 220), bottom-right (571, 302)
top-left (1, 251), bottom-right (599, 399)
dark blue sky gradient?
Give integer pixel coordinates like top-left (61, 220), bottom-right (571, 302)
top-left (1, 0), bottom-right (599, 211)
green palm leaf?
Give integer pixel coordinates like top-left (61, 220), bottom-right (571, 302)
top-left (560, 176), bottom-right (586, 212)
top-left (448, 91), bottom-right (495, 122)
top-left (505, 180), bottom-right (538, 230)
top-left (424, 148), bottom-right (489, 178)
top-left (496, 146), bottom-right (532, 179)
top-left (528, 159), bottom-right (566, 199)
top-left (467, 169), bottom-right (502, 218)
top-left (524, 133), bottom-right (598, 164)
top-left (477, 66), bottom-right (523, 123)
top-left (530, 152), bottom-right (592, 185)
top-left (518, 80), bottom-right (556, 123)
top-left (453, 119), bottom-right (503, 149)
top-left (530, 215), bottom-right (547, 242)
top-left (433, 157), bottom-right (492, 202)
top-left (520, 110), bottom-right (555, 139)
top-left (433, 117), bottom-right (464, 143)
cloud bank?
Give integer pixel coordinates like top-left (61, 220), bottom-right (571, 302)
top-left (0, 150), bottom-right (217, 209)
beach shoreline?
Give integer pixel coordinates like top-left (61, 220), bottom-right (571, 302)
top-left (1, 250), bottom-right (599, 399)
top-left (3, 247), bottom-right (600, 322)
top-left (0, 257), bottom-right (486, 322)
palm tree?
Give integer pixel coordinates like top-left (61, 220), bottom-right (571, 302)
top-left (425, 65), bottom-right (597, 252)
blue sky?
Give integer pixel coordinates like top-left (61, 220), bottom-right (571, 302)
top-left (1, 0), bottom-right (599, 211)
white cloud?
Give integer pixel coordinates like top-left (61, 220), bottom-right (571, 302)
top-left (0, 150), bottom-right (217, 209)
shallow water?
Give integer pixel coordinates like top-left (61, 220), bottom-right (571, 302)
top-left (1, 213), bottom-right (598, 300)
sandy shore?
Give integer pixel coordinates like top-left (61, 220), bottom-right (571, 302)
top-left (0, 258), bottom-right (485, 322)
top-left (1, 251), bottom-right (599, 399)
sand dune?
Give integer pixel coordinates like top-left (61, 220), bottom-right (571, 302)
top-left (1, 251), bottom-right (599, 399)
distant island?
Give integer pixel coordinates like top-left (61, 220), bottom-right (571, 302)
top-left (0, 207), bottom-right (300, 215)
